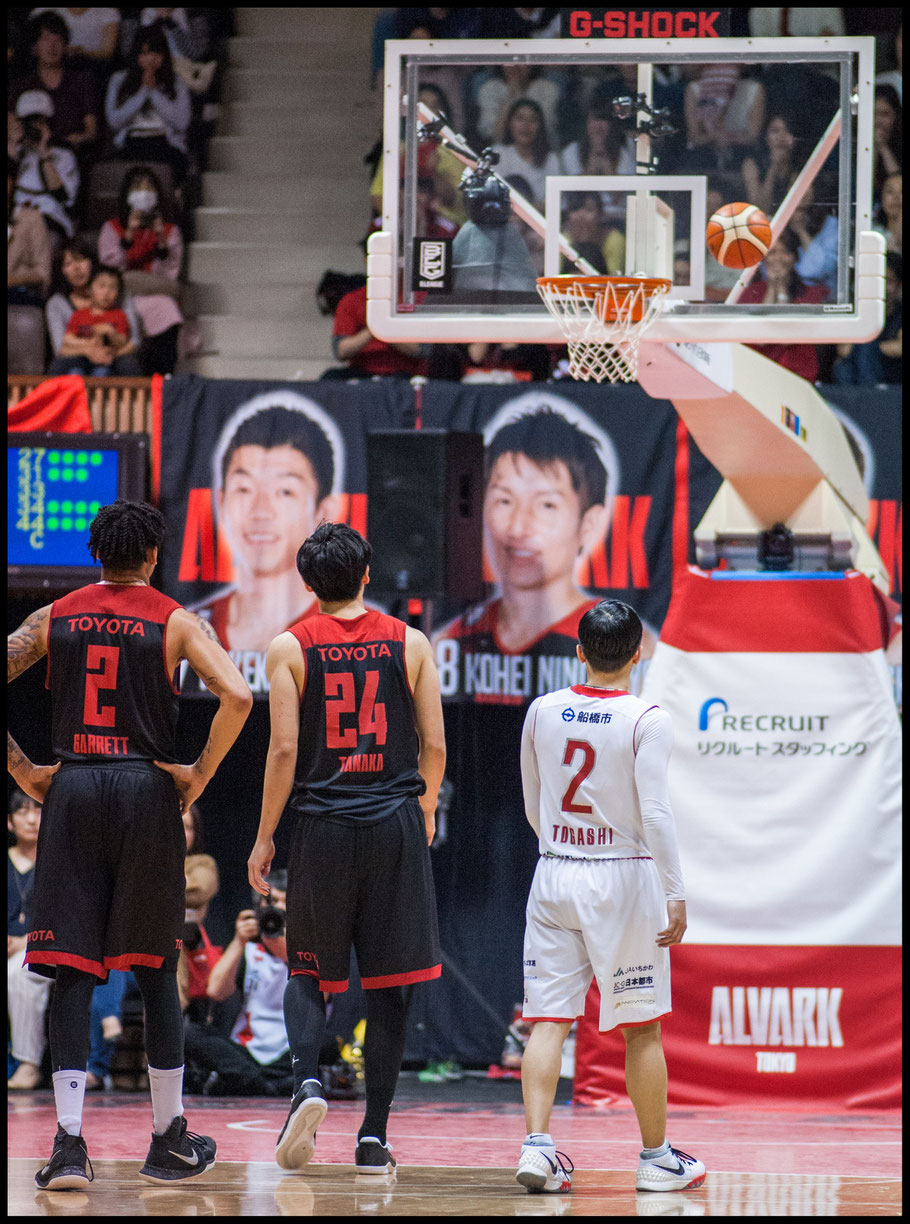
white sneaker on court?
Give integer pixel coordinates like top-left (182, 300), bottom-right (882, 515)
top-left (636, 1146), bottom-right (706, 1192)
top-left (516, 1140), bottom-right (573, 1193)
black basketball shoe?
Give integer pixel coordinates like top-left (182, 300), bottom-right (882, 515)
top-left (276, 1080), bottom-right (328, 1170)
top-left (34, 1125), bottom-right (94, 1190)
top-left (139, 1114), bottom-right (216, 1182)
top-left (354, 1136), bottom-right (397, 1175)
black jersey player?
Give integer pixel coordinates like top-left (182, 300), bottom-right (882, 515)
top-left (7, 500), bottom-right (252, 1190)
top-left (246, 522), bottom-right (446, 1176)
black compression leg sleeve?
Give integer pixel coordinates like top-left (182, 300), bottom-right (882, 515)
top-left (48, 967), bottom-right (96, 1072)
top-left (358, 986), bottom-right (412, 1146)
top-left (132, 965), bottom-right (184, 1070)
top-left (284, 973), bottom-right (328, 1092)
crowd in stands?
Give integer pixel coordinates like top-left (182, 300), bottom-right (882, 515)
top-left (8, 6), bottom-right (232, 376)
top-left (329, 6), bottom-right (902, 386)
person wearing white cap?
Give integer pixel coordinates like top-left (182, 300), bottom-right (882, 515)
top-left (11, 89), bottom-right (80, 240)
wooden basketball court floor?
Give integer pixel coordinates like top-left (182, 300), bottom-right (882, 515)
top-left (9, 1091), bottom-right (901, 1216)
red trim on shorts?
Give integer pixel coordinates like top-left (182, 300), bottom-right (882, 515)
top-left (318, 978), bottom-right (350, 992)
top-left (522, 1016), bottom-right (580, 1023)
top-left (360, 964), bottom-right (442, 990)
top-left (26, 950), bottom-right (107, 979)
top-left (289, 967), bottom-right (321, 980)
top-left (616, 1010), bottom-right (671, 1030)
top-left (104, 953), bottom-right (165, 971)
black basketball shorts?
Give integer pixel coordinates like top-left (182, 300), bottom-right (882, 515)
top-left (25, 761), bottom-right (186, 981)
top-left (286, 798), bottom-right (442, 991)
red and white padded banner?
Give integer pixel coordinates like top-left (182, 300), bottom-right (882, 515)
top-left (575, 945), bottom-right (901, 1109)
top-left (574, 572), bottom-right (901, 1108)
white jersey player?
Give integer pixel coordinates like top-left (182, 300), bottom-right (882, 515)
top-left (514, 600), bottom-right (706, 1197)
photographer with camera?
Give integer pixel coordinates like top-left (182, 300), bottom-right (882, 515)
top-left (98, 165), bottom-right (184, 374)
top-left (9, 90), bottom-right (79, 243)
top-left (183, 869), bottom-right (295, 1097)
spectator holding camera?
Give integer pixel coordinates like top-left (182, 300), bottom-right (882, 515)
top-left (9, 89), bottom-right (79, 241)
top-left (98, 164), bottom-right (184, 373)
top-left (8, 789), bottom-right (51, 1091)
top-left (183, 870), bottom-right (294, 1097)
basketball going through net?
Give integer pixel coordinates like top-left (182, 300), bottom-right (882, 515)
top-left (536, 275), bottom-right (672, 384)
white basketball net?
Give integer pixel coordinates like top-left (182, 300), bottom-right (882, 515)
top-left (536, 277), bottom-right (671, 384)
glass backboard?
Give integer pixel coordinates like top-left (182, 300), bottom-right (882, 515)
top-left (367, 37), bottom-right (884, 347)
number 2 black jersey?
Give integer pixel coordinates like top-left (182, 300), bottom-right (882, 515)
top-left (288, 608), bottom-right (424, 823)
top-left (46, 584), bottom-right (183, 763)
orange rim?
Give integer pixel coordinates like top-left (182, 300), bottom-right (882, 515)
top-left (537, 276), bottom-right (671, 323)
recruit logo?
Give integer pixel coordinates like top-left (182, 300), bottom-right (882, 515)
top-left (698, 696), bottom-right (830, 733)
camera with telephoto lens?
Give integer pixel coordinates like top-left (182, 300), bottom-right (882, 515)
top-left (182, 907), bottom-right (203, 951)
top-left (22, 119), bottom-right (45, 147)
top-left (256, 898), bottom-right (286, 938)
top-left (460, 149), bottom-right (512, 226)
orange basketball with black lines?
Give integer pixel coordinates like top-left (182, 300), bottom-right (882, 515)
top-left (705, 202), bottom-right (772, 269)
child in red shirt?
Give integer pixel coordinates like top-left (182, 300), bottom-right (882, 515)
top-left (59, 265), bottom-right (141, 375)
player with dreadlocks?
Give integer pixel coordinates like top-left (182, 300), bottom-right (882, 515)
top-left (7, 499), bottom-right (252, 1191)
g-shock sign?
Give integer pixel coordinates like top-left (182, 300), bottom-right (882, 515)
top-left (561, 9), bottom-right (730, 38)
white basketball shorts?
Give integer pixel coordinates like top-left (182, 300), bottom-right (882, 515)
top-left (522, 855), bottom-right (672, 1032)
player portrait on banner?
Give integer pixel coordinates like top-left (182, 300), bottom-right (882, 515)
top-left (186, 391), bottom-right (347, 688)
top-left (433, 390), bottom-right (658, 704)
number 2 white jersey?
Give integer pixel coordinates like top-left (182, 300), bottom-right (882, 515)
top-left (520, 683), bottom-right (685, 899)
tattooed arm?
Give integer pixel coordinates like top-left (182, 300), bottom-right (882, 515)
top-left (8, 605), bottom-right (51, 683)
top-left (155, 609), bottom-right (252, 810)
top-left (8, 605), bottom-right (60, 798)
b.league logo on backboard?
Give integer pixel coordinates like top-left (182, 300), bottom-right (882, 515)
top-left (413, 238), bottom-right (452, 292)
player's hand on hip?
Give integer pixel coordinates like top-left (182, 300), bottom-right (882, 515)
top-left (21, 761), bottom-right (60, 803)
top-left (656, 900), bottom-right (687, 947)
top-left (154, 760), bottom-right (206, 811)
top-left (247, 837), bottom-right (274, 896)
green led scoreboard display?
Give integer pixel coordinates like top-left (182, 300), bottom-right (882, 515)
top-left (8, 432), bottom-right (149, 591)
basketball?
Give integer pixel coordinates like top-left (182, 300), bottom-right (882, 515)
top-left (705, 202), bottom-right (773, 269)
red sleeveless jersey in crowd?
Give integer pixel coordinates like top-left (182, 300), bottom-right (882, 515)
top-left (287, 608), bottom-right (424, 822)
top-left (46, 583), bottom-right (182, 763)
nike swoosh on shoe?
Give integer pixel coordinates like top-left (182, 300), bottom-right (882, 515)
top-left (168, 1150), bottom-right (200, 1165)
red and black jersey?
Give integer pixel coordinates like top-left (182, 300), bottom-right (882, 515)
top-left (288, 608), bottom-right (424, 823)
top-left (46, 583), bottom-right (182, 763)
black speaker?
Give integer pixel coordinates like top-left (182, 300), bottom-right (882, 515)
top-left (366, 430), bottom-right (485, 599)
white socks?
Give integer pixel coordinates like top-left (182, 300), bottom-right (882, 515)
top-left (52, 1070), bottom-right (87, 1136)
top-left (148, 1065), bottom-right (185, 1136)
top-left (641, 1139), bottom-right (671, 1159)
top-left (524, 1132), bottom-right (554, 1147)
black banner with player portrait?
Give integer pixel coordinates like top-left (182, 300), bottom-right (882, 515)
top-left (155, 374), bottom-right (407, 696)
top-left (420, 382), bottom-right (722, 705)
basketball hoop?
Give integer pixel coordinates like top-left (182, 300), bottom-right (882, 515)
top-left (536, 275), bottom-right (672, 384)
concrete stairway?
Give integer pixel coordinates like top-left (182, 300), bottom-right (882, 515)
top-left (184, 7), bottom-right (382, 380)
